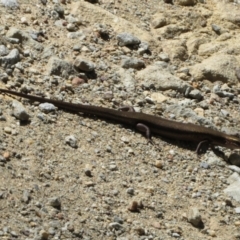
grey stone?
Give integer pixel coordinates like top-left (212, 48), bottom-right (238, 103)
top-left (200, 162), bottom-right (210, 169)
top-left (228, 165), bottom-right (240, 174)
top-left (109, 164), bottom-right (118, 171)
top-left (12, 100), bottom-right (30, 121)
top-left (15, 62), bottom-right (24, 72)
top-left (172, 232), bottom-right (180, 238)
top-left (22, 190), bottom-right (31, 203)
top-left (47, 57), bottom-right (76, 77)
top-left (1, 0), bottom-right (19, 8)
top-left (0, 156), bottom-right (6, 163)
top-left (159, 52), bottom-right (170, 62)
top-left (126, 188), bottom-right (134, 195)
top-left (0, 73), bottom-right (9, 83)
top-left (73, 45), bottom-right (81, 51)
top-left (49, 220), bottom-right (62, 229)
top-left (0, 49), bottom-right (20, 68)
top-left (0, 45), bottom-right (9, 56)
top-left (227, 172), bottom-right (240, 184)
top-left (117, 32), bottom-right (140, 47)
top-left (67, 23), bottom-right (77, 32)
top-left (29, 30), bottom-right (44, 41)
top-left (7, 38), bottom-right (19, 44)
top-left (54, 19), bottom-right (65, 28)
top-left (65, 15), bottom-right (79, 24)
top-left (117, 68), bottom-right (136, 91)
top-left (65, 135), bottom-right (78, 148)
top-left (212, 24), bottom-right (221, 34)
top-left (213, 85), bottom-right (235, 98)
top-left (138, 41), bottom-right (149, 54)
top-left (164, 104), bottom-right (215, 128)
top-left (121, 57), bottom-right (145, 69)
top-left (235, 207), bottom-right (240, 214)
top-left (207, 156), bottom-right (224, 167)
top-left (51, 10), bottom-right (60, 20)
top-left (74, 58), bottom-right (95, 72)
top-left (10, 231), bottom-right (18, 237)
top-left (188, 89), bottom-right (203, 100)
top-left (37, 113), bottom-right (47, 122)
top-left (113, 216), bottom-right (124, 224)
top-left (67, 32), bottom-right (86, 40)
top-left (48, 197), bottom-right (61, 208)
top-left (224, 173), bottom-right (240, 202)
top-left (220, 109), bottom-right (229, 117)
top-left (108, 222), bottom-right (124, 230)
top-left (39, 103), bottom-right (57, 113)
top-left (53, 4), bottom-right (64, 18)
top-left (41, 46), bottom-right (55, 59)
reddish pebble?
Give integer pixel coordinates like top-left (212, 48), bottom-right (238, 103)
top-left (72, 77), bottom-right (85, 86)
top-left (128, 201), bottom-right (139, 212)
top-left (152, 221), bottom-right (161, 229)
top-left (3, 152), bottom-right (10, 160)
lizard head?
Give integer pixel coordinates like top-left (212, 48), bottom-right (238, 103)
top-left (224, 135), bottom-right (240, 149)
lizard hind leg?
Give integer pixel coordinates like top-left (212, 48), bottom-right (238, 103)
top-left (136, 123), bottom-right (154, 145)
top-left (195, 140), bottom-right (210, 154)
top-left (119, 106), bottom-right (154, 145)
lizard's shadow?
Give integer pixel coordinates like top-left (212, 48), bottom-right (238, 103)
top-left (157, 135), bottom-right (240, 164)
top-left (18, 108), bottom-right (238, 163)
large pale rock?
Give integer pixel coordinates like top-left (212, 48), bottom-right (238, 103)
top-left (190, 53), bottom-right (240, 84)
top-left (214, 0), bottom-right (240, 26)
top-left (161, 39), bottom-right (188, 61)
top-left (136, 62), bottom-right (190, 93)
top-left (224, 173), bottom-right (240, 202)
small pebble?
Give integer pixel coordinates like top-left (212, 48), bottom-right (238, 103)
top-left (21, 17), bottom-right (28, 25)
top-left (128, 201), bottom-right (139, 212)
top-left (48, 197), bottom-right (61, 209)
top-left (208, 230), bottom-right (216, 237)
top-left (126, 188), bottom-right (134, 195)
top-left (151, 221), bottom-right (161, 229)
top-left (72, 77), bottom-right (85, 86)
top-left (187, 207), bottom-right (203, 228)
top-left (235, 207), bottom-right (240, 214)
top-left (65, 135), bottom-right (78, 148)
top-left (85, 181), bottom-right (95, 187)
top-left (234, 221), bottom-right (240, 226)
top-left (3, 152), bottom-right (10, 159)
top-left (4, 127), bottom-right (12, 134)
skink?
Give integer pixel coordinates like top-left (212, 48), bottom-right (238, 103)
top-left (1, 88), bottom-right (240, 151)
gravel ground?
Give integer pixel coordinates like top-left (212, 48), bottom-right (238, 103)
top-left (1, 0), bottom-right (240, 239)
